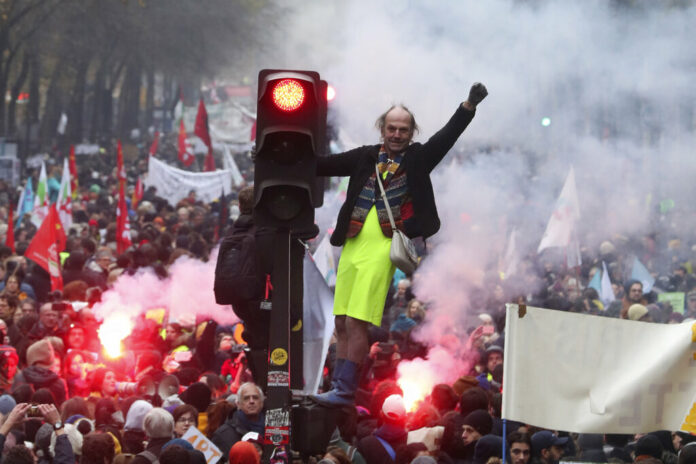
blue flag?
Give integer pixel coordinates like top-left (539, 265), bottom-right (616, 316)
top-left (631, 256), bottom-right (655, 293)
top-left (15, 178), bottom-right (34, 227)
top-left (588, 267), bottom-right (601, 293)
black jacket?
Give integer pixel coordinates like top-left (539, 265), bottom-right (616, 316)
top-left (317, 105), bottom-right (475, 246)
top-left (211, 410), bottom-right (265, 463)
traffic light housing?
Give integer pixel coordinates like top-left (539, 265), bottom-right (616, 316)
top-left (253, 69), bottom-right (326, 236)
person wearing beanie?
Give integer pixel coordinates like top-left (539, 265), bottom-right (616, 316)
top-left (12, 339), bottom-right (67, 406)
top-left (0, 393), bottom-right (16, 415)
top-left (358, 394), bottom-right (409, 464)
top-left (474, 434), bottom-right (503, 464)
top-left (131, 408), bottom-right (174, 464)
top-left (635, 435), bottom-right (664, 462)
top-left (462, 409), bottom-right (493, 446)
top-left (628, 304), bottom-right (652, 322)
top-left (122, 400), bottom-right (153, 455)
top-left (180, 381), bottom-right (211, 434)
top-left (228, 441), bottom-right (260, 464)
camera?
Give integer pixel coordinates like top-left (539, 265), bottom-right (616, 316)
top-left (27, 405), bottom-right (42, 418)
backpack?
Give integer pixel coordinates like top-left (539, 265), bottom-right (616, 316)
top-left (214, 223), bottom-right (264, 307)
top-left (137, 450), bottom-right (159, 464)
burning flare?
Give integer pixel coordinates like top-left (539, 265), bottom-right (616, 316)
top-left (98, 313), bottom-right (134, 358)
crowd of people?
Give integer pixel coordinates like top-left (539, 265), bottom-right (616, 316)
top-left (0, 128), bottom-right (691, 464)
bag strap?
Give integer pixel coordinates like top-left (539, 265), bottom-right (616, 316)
top-left (374, 164), bottom-right (398, 232)
top-left (375, 435), bottom-right (396, 461)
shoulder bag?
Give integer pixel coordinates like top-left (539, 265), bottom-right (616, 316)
top-left (374, 164), bottom-right (418, 275)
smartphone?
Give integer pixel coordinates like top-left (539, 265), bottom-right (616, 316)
top-left (482, 325), bottom-right (495, 336)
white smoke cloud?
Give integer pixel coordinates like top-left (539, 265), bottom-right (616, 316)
top-left (252, 0), bottom-right (696, 393)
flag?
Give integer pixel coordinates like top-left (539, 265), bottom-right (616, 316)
top-left (5, 204), bottom-right (14, 252)
top-left (32, 161), bottom-right (49, 226)
top-left (503, 304), bottom-right (696, 433)
top-left (312, 234), bottom-right (337, 287)
top-left (25, 204), bottom-right (65, 291)
top-left (588, 268), bottom-right (601, 293)
top-left (538, 167), bottom-right (580, 253)
top-left (15, 178), bottom-right (33, 227)
top-left (68, 145), bottom-right (78, 199)
top-left (502, 227), bottom-right (519, 279)
top-left (631, 256), bottom-right (655, 293)
top-left (148, 131), bottom-right (160, 157)
top-left (600, 261), bottom-right (615, 304)
top-left (56, 157), bottom-right (72, 231)
top-left (56, 112), bottom-right (68, 135)
top-left (132, 176), bottom-right (143, 210)
top-left (116, 141), bottom-right (132, 254)
top-left (177, 119), bottom-right (194, 167)
top-left (195, 98), bottom-right (216, 171)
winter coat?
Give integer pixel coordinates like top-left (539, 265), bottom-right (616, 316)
top-left (212, 410), bottom-right (265, 463)
top-left (357, 423), bottom-right (408, 464)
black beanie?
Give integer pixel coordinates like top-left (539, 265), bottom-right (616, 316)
top-left (635, 435), bottom-right (663, 459)
top-left (462, 409), bottom-right (493, 436)
top-left (180, 382), bottom-right (211, 414)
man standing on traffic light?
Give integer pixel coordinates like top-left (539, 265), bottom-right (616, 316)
top-left (312, 82), bottom-right (488, 407)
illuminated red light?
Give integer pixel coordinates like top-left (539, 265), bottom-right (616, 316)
top-left (272, 79), bottom-right (305, 111)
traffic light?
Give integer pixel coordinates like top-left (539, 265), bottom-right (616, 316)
top-left (253, 69), bottom-right (326, 235)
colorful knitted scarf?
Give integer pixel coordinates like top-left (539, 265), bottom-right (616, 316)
top-left (347, 147), bottom-right (408, 238)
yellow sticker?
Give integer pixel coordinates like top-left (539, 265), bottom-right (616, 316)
top-left (270, 348), bottom-right (288, 366)
top-left (691, 322), bottom-right (696, 343)
top-left (291, 319), bottom-right (302, 332)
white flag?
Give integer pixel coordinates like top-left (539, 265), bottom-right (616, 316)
top-left (57, 112), bottom-right (68, 135)
top-left (538, 167), bottom-right (581, 253)
top-left (600, 261), bottom-right (615, 305)
top-left (56, 158), bottom-right (72, 231)
top-left (31, 161), bottom-right (49, 227)
top-left (503, 304), bottom-right (696, 433)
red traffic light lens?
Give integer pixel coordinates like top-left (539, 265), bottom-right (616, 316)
top-left (272, 79), bottom-right (305, 112)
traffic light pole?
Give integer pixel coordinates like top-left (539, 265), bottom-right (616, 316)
top-left (263, 228), bottom-right (304, 461)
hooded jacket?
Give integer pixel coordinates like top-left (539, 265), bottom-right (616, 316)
top-left (13, 365), bottom-right (67, 405)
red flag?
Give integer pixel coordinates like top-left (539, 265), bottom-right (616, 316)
top-left (25, 204), bottom-right (65, 291)
top-left (116, 141), bottom-right (132, 254)
top-left (178, 120), bottom-right (194, 167)
top-left (195, 98), bottom-right (216, 172)
top-left (5, 204), bottom-right (14, 252)
top-left (149, 131), bottom-right (160, 157)
top-left (194, 98), bottom-right (212, 149)
top-left (69, 145), bottom-right (78, 200)
top-left (132, 177), bottom-right (143, 210)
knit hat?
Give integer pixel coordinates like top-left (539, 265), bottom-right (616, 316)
top-left (600, 241), bottom-right (615, 256)
top-left (628, 304), bottom-right (649, 321)
top-left (635, 434), bottom-right (663, 459)
top-left (163, 438), bottom-right (194, 451)
top-left (474, 435), bottom-right (503, 464)
top-left (390, 314), bottom-right (417, 333)
top-left (382, 394), bottom-right (406, 422)
top-left (228, 441), bottom-right (261, 464)
top-left (462, 410), bottom-right (493, 436)
top-left (34, 423), bottom-right (54, 458)
top-left (0, 394), bottom-right (16, 414)
top-left (26, 339), bottom-right (55, 367)
top-left (180, 382), bottom-right (212, 414)
top-left (50, 424), bottom-right (83, 457)
top-left (124, 400), bottom-right (153, 431)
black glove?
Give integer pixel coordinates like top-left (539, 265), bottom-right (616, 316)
top-left (468, 82), bottom-right (488, 106)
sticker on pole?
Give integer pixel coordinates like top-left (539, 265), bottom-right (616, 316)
top-left (270, 348), bottom-right (288, 366)
top-left (267, 370), bottom-right (290, 387)
top-left (265, 408), bottom-right (290, 445)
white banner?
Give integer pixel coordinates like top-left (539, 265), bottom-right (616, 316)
top-left (502, 303), bottom-right (696, 434)
top-left (145, 156), bottom-right (238, 206)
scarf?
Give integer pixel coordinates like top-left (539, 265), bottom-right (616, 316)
top-left (347, 147), bottom-right (409, 238)
top-left (234, 409), bottom-right (265, 434)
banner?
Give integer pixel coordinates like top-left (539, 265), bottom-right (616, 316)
top-left (182, 426), bottom-right (223, 464)
top-left (502, 304), bottom-right (696, 433)
top-left (145, 156), bottom-right (237, 206)
top-left (537, 167), bottom-right (580, 253)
